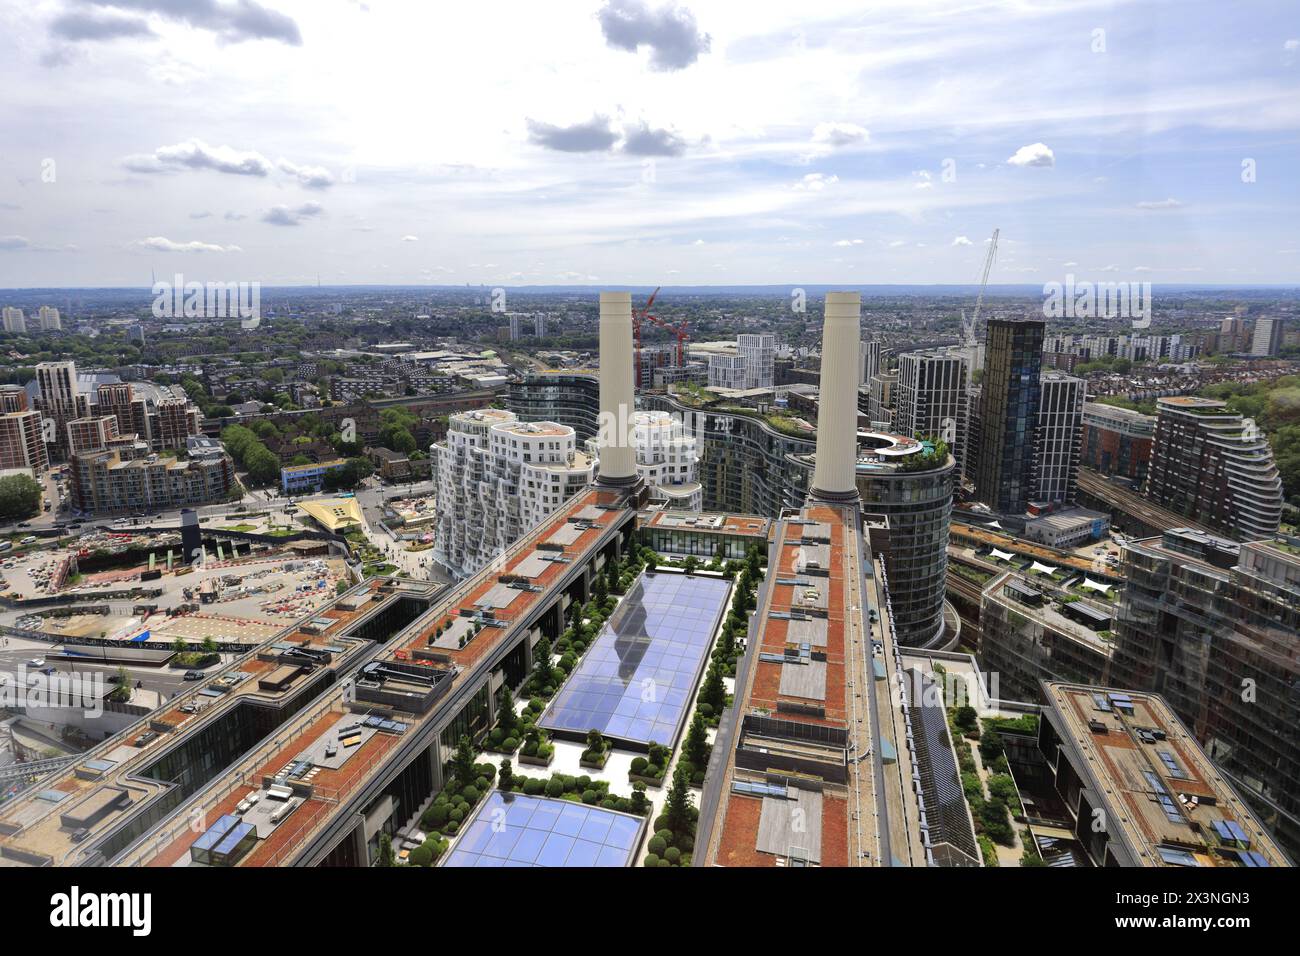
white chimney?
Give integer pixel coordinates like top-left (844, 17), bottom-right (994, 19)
top-left (594, 291), bottom-right (638, 487)
top-left (810, 291), bottom-right (862, 502)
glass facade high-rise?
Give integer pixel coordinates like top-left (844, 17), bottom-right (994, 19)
top-left (506, 371), bottom-right (601, 442)
top-left (1033, 372), bottom-right (1085, 505)
top-left (1144, 396), bottom-right (1283, 540)
top-left (895, 350), bottom-right (968, 478)
top-left (1110, 529), bottom-right (1300, 860)
top-left (853, 433), bottom-right (955, 648)
top-left (974, 319), bottom-right (1044, 515)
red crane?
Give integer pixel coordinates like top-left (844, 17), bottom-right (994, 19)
top-left (633, 286), bottom-right (689, 387)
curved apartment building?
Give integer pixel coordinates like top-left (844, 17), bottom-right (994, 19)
top-left (586, 409), bottom-right (702, 510)
top-left (852, 432), bottom-right (955, 648)
top-left (1144, 396), bottom-right (1283, 540)
top-left (643, 392), bottom-right (814, 516)
top-left (506, 370), bottom-right (601, 441)
top-left (431, 408), bottom-right (594, 579)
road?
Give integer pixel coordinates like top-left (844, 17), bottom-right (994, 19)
top-left (0, 635), bottom-right (214, 703)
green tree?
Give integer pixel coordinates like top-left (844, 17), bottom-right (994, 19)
top-left (375, 831), bottom-right (395, 867)
top-left (699, 663), bottom-right (726, 713)
top-left (496, 684), bottom-right (516, 735)
top-left (954, 705), bottom-right (979, 734)
top-left (530, 636), bottom-right (552, 687)
top-left (0, 474), bottom-right (42, 520)
top-left (453, 734), bottom-right (476, 787)
top-left (979, 726), bottom-right (1005, 762)
top-left (684, 712), bottom-right (709, 771)
top-left (665, 763), bottom-right (693, 834)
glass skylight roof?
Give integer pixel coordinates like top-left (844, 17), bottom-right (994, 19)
top-left (441, 793), bottom-right (645, 867)
top-left (538, 572), bottom-right (731, 746)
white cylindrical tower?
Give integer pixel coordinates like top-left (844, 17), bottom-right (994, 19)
top-left (810, 290), bottom-right (863, 502)
top-left (595, 291), bottom-right (638, 486)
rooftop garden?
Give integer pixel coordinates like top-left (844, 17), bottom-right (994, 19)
top-left (894, 437), bottom-right (952, 473)
top-left (642, 763), bottom-right (700, 868)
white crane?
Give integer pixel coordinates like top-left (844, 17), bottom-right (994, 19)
top-left (962, 227), bottom-right (999, 348)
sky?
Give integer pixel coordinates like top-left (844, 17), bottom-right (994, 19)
top-left (0, 0), bottom-right (1298, 288)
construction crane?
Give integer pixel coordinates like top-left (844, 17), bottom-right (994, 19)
top-left (633, 286), bottom-right (690, 388)
top-left (962, 227), bottom-right (999, 348)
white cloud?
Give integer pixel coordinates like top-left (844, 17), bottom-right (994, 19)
top-left (952, 235), bottom-right (972, 246)
top-left (793, 173), bottom-right (838, 191)
top-left (124, 139), bottom-right (272, 177)
top-left (261, 202), bottom-right (325, 226)
top-left (812, 122), bottom-right (869, 147)
top-left (132, 236), bottom-right (242, 253)
top-left (1284, 39), bottom-right (1298, 51)
top-left (401, 235), bottom-right (419, 242)
top-left (1006, 142), bottom-right (1055, 167)
top-left (1136, 198), bottom-right (1184, 209)
top-left (277, 159), bottom-right (335, 190)
top-left (597, 0), bottom-right (712, 71)
top-left (834, 238), bottom-right (864, 246)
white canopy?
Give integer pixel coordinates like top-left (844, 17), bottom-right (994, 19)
top-left (990, 548), bottom-right (1016, 563)
top-left (1029, 561), bottom-right (1058, 576)
top-left (1081, 578), bottom-right (1113, 593)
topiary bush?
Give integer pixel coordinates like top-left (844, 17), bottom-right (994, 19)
top-left (409, 844), bottom-right (433, 867)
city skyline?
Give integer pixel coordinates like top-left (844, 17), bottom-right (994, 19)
top-left (2, 0), bottom-right (1299, 287)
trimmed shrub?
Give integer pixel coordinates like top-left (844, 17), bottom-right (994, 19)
top-left (523, 777), bottom-right (544, 796)
top-left (644, 853), bottom-right (660, 867)
top-left (545, 777), bottom-right (565, 798)
top-left (664, 846), bottom-right (681, 864)
top-left (648, 835), bottom-right (667, 855)
top-left (409, 844), bottom-right (433, 867)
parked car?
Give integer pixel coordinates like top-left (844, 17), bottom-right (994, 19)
top-left (183, 670), bottom-right (205, 681)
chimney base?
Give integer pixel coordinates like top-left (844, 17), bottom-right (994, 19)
top-left (807, 486), bottom-right (861, 505)
top-left (593, 473), bottom-right (648, 508)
